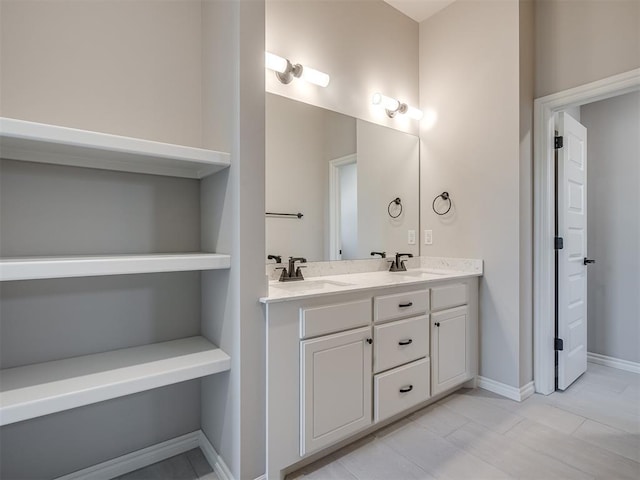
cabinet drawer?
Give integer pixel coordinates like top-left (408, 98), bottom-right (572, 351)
top-left (374, 358), bottom-right (430, 423)
top-left (374, 289), bottom-right (429, 323)
top-left (431, 283), bottom-right (468, 311)
top-left (373, 315), bottom-right (429, 373)
top-left (300, 299), bottom-right (371, 339)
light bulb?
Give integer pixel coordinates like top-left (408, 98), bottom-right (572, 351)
top-left (372, 92), bottom-right (400, 112)
top-left (299, 65), bottom-right (330, 87)
top-left (406, 105), bottom-right (424, 120)
top-left (265, 52), bottom-right (288, 74)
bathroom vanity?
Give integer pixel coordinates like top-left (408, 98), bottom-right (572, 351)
top-left (261, 258), bottom-right (481, 479)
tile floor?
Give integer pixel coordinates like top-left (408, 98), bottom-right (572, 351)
top-left (112, 363), bottom-right (639, 479)
top-left (289, 363), bottom-right (640, 479)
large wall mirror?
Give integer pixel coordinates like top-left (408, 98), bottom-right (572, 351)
top-left (266, 93), bottom-right (419, 263)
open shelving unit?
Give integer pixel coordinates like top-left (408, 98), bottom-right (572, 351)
top-left (0, 117), bottom-right (231, 179)
top-left (0, 115), bottom-right (233, 469)
top-left (0, 253), bottom-right (231, 281)
top-left (0, 336), bottom-right (231, 426)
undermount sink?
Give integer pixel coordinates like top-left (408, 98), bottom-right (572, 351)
top-left (270, 279), bottom-right (353, 293)
top-left (391, 269), bottom-right (451, 280)
top-left (401, 269), bottom-right (447, 276)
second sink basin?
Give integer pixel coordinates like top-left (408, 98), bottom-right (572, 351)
top-left (270, 279), bottom-right (353, 293)
top-left (393, 269), bottom-right (451, 281)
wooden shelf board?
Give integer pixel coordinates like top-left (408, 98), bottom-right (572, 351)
top-left (0, 336), bottom-right (230, 426)
top-left (0, 117), bottom-right (230, 179)
top-left (0, 253), bottom-right (231, 281)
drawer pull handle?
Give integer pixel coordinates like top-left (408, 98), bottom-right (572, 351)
top-left (399, 385), bottom-right (414, 393)
top-left (366, 338), bottom-right (373, 344)
top-left (434, 322), bottom-right (440, 327)
top-left (399, 302), bottom-right (413, 308)
top-left (398, 339), bottom-right (413, 346)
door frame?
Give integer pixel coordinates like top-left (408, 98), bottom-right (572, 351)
top-left (533, 68), bottom-right (640, 394)
top-left (328, 154), bottom-right (357, 261)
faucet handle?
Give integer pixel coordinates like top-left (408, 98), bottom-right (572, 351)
top-left (274, 266), bottom-right (288, 282)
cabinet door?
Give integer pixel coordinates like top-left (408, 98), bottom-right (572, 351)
top-left (300, 326), bottom-right (372, 456)
top-left (431, 305), bottom-right (470, 396)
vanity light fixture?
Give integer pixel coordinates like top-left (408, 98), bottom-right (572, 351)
top-left (265, 52), bottom-right (330, 88)
top-left (372, 92), bottom-right (423, 120)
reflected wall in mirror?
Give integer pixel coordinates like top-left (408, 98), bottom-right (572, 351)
top-left (266, 93), bottom-right (419, 262)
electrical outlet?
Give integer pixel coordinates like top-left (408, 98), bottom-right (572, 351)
top-left (408, 230), bottom-right (416, 245)
top-left (424, 229), bottom-right (433, 245)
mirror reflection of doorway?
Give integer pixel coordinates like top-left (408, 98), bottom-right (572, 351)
top-left (329, 154), bottom-right (357, 260)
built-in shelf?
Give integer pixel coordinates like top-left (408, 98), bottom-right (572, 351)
top-left (0, 336), bottom-right (230, 426)
top-left (0, 253), bottom-right (231, 281)
top-left (0, 117), bottom-right (230, 179)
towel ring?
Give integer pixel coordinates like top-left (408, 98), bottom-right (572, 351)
top-left (388, 197), bottom-right (403, 218)
top-left (432, 192), bottom-right (452, 216)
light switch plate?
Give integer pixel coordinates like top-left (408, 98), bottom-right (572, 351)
top-left (424, 229), bottom-right (433, 245)
top-left (408, 230), bottom-right (416, 245)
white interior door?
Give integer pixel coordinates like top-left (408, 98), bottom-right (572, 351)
top-left (557, 112), bottom-right (588, 390)
top-left (329, 154), bottom-right (357, 260)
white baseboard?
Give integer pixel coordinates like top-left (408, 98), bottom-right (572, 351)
top-left (54, 429), bottom-right (269, 480)
top-left (198, 431), bottom-right (235, 480)
top-left (56, 431), bottom-right (201, 480)
top-left (477, 376), bottom-right (535, 402)
top-left (588, 352), bottom-right (640, 374)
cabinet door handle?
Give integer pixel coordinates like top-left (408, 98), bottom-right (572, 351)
top-left (398, 339), bottom-right (413, 346)
top-left (366, 338), bottom-right (373, 344)
top-left (434, 322), bottom-right (440, 327)
top-left (399, 385), bottom-right (413, 393)
top-left (399, 302), bottom-right (413, 308)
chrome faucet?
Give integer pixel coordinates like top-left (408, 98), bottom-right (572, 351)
top-left (389, 253), bottom-right (413, 272)
top-left (276, 257), bottom-right (307, 282)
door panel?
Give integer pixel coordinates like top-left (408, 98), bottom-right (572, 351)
top-left (431, 306), bottom-right (470, 396)
top-left (557, 112), bottom-right (588, 390)
top-left (300, 326), bottom-right (372, 455)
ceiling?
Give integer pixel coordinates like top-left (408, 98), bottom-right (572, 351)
top-left (383, 0), bottom-right (456, 23)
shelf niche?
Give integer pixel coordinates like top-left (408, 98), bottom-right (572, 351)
top-left (0, 118), bottom-right (231, 179)
top-left (0, 336), bottom-right (231, 426)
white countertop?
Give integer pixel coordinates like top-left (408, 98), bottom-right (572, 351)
top-left (260, 266), bottom-right (482, 304)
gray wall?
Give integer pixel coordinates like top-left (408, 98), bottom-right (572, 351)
top-left (535, 0), bottom-right (640, 98)
top-left (0, 382), bottom-right (200, 480)
top-left (419, 0), bottom-right (525, 389)
top-left (200, 1), bottom-right (266, 479)
top-left (0, 160), bottom-right (200, 257)
top-left (581, 91), bottom-right (640, 364)
top-left (0, 0), bottom-right (204, 147)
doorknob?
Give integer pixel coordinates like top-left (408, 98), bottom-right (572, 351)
top-left (583, 258), bottom-right (596, 265)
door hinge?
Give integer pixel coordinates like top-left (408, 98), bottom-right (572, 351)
top-left (554, 338), bottom-right (564, 351)
top-left (554, 237), bottom-right (564, 250)
top-left (555, 136), bottom-right (564, 149)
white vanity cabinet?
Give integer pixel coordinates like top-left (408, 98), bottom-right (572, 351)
top-left (263, 275), bottom-right (479, 480)
top-left (430, 283), bottom-right (473, 396)
top-left (372, 288), bottom-right (431, 422)
top-left (299, 299), bottom-right (372, 455)
top-left (300, 326), bottom-right (372, 455)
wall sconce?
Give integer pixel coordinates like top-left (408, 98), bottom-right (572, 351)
top-left (265, 52), bottom-right (330, 88)
top-left (372, 92), bottom-right (423, 120)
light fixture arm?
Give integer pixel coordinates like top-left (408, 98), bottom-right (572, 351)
top-left (385, 102), bottom-right (409, 118)
top-left (275, 60), bottom-right (304, 85)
